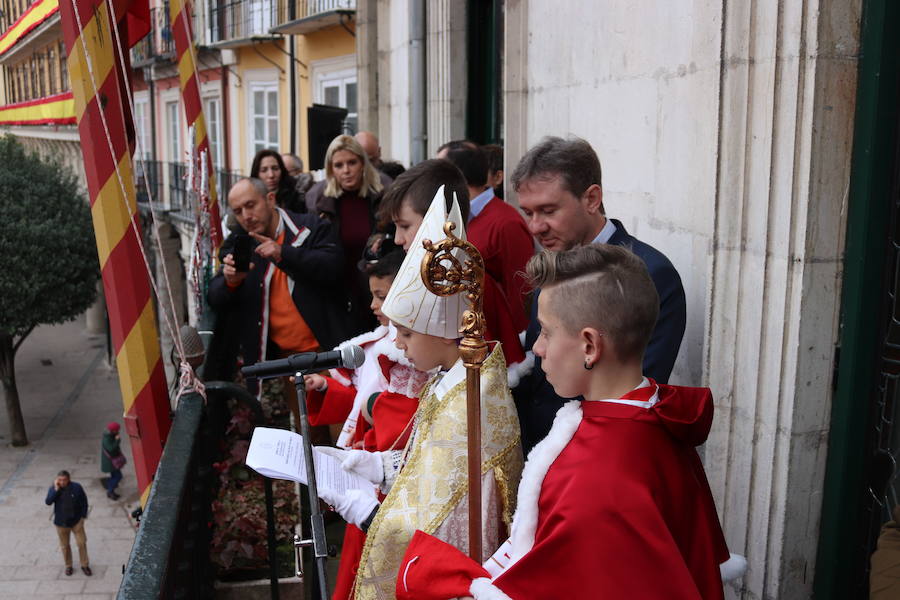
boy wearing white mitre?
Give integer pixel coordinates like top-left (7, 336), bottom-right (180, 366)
top-left (319, 187), bottom-right (524, 600)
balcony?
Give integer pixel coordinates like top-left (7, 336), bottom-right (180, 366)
top-left (137, 160), bottom-right (241, 219)
top-left (131, 5), bottom-right (176, 67)
top-left (272, 0), bottom-right (356, 36)
top-left (205, 0), bottom-right (281, 48)
top-left (0, 1), bottom-right (60, 66)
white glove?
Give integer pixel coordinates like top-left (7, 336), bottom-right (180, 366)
top-left (320, 488), bottom-right (380, 529)
top-left (316, 447), bottom-right (385, 485)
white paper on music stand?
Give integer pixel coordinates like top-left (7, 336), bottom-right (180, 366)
top-left (246, 427), bottom-right (375, 498)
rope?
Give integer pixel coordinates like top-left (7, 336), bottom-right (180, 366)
top-left (106, 0), bottom-right (208, 405)
top-left (71, 0), bottom-right (204, 404)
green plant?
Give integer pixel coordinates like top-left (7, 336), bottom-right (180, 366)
top-left (210, 403), bottom-right (299, 577)
top-left (0, 135), bottom-right (100, 446)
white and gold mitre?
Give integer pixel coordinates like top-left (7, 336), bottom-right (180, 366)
top-left (381, 185), bottom-right (466, 338)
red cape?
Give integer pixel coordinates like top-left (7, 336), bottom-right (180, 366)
top-left (397, 383), bottom-right (729, 600)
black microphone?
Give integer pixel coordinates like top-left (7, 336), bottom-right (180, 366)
top-left (241, 345), bottom-right (366, 379)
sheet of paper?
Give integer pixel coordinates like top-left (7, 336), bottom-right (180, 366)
top-left (246, 427), bottom-right (374, 498)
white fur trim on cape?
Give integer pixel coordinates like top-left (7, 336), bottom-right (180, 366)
top-left (720, 553), bottom-right (747, 581)
top-left (374, 326), bottom-right (415, 368)
top-left (338, 323), bottom-right (416, 369)
top-left (505, 351), bottom-right (534, 389)
top-left (334, 325), bottom-right (390, 352)
top-left (470, 577), bottom-right (513, 600)
top-left (330, 369), bottom-right (353, 388)
top-left (329, 326), bottom-right (389, 386)
top-left (518, 330), bottom-right (526, 346)
top-left (507, 401), bottom-right (583, 567)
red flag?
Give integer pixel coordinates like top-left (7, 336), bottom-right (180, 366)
top-left (110, 0), bottom-right (151, 47)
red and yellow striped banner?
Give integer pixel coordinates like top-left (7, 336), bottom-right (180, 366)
top-left (0, 0), bottom-right (59, 57)
top-left (170, 0), bottom-right (222, 247)
top-left (59, 0), bottom-right (169, 505)
top-left (0, 91), bottom-right (75, 125)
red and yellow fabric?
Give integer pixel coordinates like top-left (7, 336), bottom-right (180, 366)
top-left (169, 0), bottom-right (222, 247)
top-left (0, 0), bottom-right (58, 57)
top-left (0, 92), bottom-right (75, 125)
top-left (59, 0), bottom-right (170, 506)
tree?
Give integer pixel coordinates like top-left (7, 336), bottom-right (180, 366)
top-left (0, 135), bottom-right (100, 446)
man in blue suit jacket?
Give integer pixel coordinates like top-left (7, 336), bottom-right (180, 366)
top-left (512, 136), bottom-right (687, 453)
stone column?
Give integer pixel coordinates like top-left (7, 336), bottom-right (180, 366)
top-left (502, 0), bottom-right (528, 208)
top-left (425, 0), bottom-right (467, 157)
top-left (356, 0), bottom-right (379, 133)
top-left (704, 1), bottom-right (861, 598)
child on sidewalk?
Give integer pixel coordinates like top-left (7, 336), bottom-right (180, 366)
top-left (319, 188), bottom-right (524, 600)
top-left (395, 245), bottom-right (734, 600)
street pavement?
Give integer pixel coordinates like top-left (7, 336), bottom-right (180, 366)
top-left (0, 319), bottom-right (141, 599)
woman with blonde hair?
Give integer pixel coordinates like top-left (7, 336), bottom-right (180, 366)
top-left (306, 134), bottom-right (393, 335)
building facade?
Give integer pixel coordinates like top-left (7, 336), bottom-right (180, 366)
top-left (358, 1), bottom-right (894, 599)
top-left (0, 0), bottom-right (360, 375)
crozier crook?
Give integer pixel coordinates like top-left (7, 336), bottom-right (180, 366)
top-left (421, 220), bottom-right (488, 562)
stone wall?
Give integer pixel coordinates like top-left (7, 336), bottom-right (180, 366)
top-left (357, 0), bottom-right (467, 163)
top-left (504, 1), bottom-right (860, 597)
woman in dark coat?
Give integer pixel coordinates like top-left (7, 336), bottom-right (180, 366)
top-left (250, 149), bottom-right (305, 213)
top-left (305, 135), bottom-right (392, 335)
top-left (100, 422), bottom-right (124, 500)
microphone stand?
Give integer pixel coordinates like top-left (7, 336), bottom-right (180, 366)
top-left (291, 370), bottom-right (330, 600)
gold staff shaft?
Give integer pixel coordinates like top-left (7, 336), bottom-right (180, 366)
top-left (421, 221), bottom-right (488, 561)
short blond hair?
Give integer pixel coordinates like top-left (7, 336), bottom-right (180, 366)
top-left (323, 135), bottom-right (383, 198)
top-left (527, 244), bottom-right (658, 362)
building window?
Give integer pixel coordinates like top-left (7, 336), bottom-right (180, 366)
top-left (36, 52), bottom-right (45, 97)
top-left (47, 47), bottom-right (57, 94)
top-left (6, 69), bottom-right (14, 104)
top-left (204, 96), bottom-right (223, 170)
top-left (249, 82), bottom-right (278, 154)
top-left (166, 100), bottom-right (181, 163)
top-left (134, 98), bottom-right (150, 160)
top-left (247, 0), bottom-right (274, 36)
top-left (311, 56), bottom-right (358, 134)
top-left (59, 41), bottom-right (67, 91)
top-left (2, 40), bottom-right (74, 104)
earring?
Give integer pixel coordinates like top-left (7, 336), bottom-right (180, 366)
top-left (583, 360), bottom-right (594, 371)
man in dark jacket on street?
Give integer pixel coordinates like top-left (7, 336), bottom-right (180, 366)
top-left (45, 470), bottom-right (91, 576)
top-left (208, 177), bottom-right (352, 398)
top-left (511, 136), bottom-right (688, 454)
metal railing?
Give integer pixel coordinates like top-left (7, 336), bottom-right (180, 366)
top-left (131, 5), bottom-right (176, 66)
top-left (136, 160), bottom-right (241, 216)
top-left (118, 383), bottom-right (283, 599)
top-left (118, 393), bottom-right (213, 599)
top-left (208, 0), bottom-right (277, 44)
top-left (275, 0), bottom-right (356, 22)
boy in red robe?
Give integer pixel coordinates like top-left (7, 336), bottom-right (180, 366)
top-left (395, 244), bottom-right (739, 600)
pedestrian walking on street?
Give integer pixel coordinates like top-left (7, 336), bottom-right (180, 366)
top-left (101, 422), bottom-right (125, 500)
top-left (44, 470), bottom-right (92, 576)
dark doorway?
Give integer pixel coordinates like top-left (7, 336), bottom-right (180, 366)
top-left (815, 1), bottom-right (900, 598)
